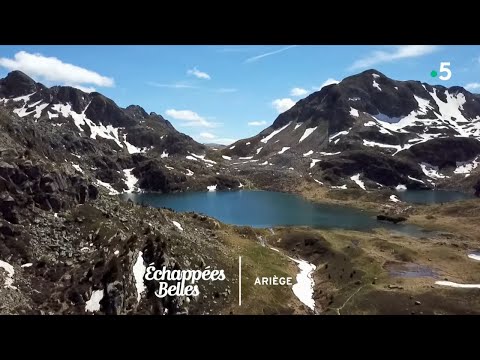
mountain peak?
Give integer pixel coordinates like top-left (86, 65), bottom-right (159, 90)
top-left (0, 70), bottom-right (38, 97)
top-left (125, 105), bottom-right (149, 119)
top-left (360, 69), bottom-right (386, 77)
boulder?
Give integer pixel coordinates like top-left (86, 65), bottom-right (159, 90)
top-left (377, 214), bottom-right (407, 224)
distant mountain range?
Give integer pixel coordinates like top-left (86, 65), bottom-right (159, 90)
top-left (1, 69), bottom-right (479, 198)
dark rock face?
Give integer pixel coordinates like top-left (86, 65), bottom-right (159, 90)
top-left (0, 71), bottom-right (42, 97)
top-left (212, 175), bottom-right (241, 190)
top-left (405, 138), bottom-right (480, 168)
top-left (474, 179), bottom-right (480, 197)
top-left (316, 150), bottom-right (427, 188)
top-left (377, 214), bottom-right (407, 224)
top-left (135, 160), bottom-right (186, 192)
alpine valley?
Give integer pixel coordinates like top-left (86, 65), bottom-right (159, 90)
top-left (1, 69), bottom-right (480, 315)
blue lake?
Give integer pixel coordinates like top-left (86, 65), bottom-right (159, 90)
top-left (121, 190), bottom-right (432, 235)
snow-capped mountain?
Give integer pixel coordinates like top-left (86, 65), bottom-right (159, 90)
top-left (0, 71), bottom-right (242, 196)
top-left (223, 69), bottom-right (480, 191)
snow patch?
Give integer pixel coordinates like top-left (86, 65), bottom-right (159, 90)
top-left (390, 195), bottom-right (401, 203)
top-left (396, 184), bottom-right (407, 191)
top-left (319, 151), bottom-right (341, 156)
top-left (207, 184), bottom-right (217, 191)
top-left (12, 92), bottom-right (35, 103)
top-left (420, 163), bottom-right (447, 179)
top-left (239, 156), bottom-right (253, 160)
top-left (329, 128), bottom-right (351, 143)
top-left (408, 176), bottom-right (425, 184)
top-left (435, 281), bottom-right (480, 289)
top-left (277, 147), bottom-right (290, 154)
top-left (229, 145), bottom-right (235, 149)
top-left (288, 257), bottom-right (316, 311)
top-left (373, 80), bottom-right (382, 91)
top-left (222, 155), bottom-right (232, 160)
top-left (96, 180), bottom-right (119, 195)
top-left (314, 179), bottom-right (323, 185)
top-left (85, 290), bottom-right (104, 312)
top-left (310, 159), bottom-right (321, 168)
top-left (331, 185), bottom-right (347, 189)
top-left (165, 165), bottom-right (174, 170)
top-left (191, 153), bottom-right (217, 165)
top-left (0, 260), bottom-right (16, 289)
top-left (467, 254), bottom-right (480, 261)
top-left (133, 252), bottom-right (146, 302)
top-left (294, 123), bottom-right (303, 130)
top-left (246, 142), bottom-right (250, 145)
top-left (454, 157), bottom-right (479, 175)
top-left (299, 126), bottom-right (317, 143)
top-left (261, 122), bottom-right (292, 144)
top-left (186, 155), bottom-right (197, 161)
top-left (350, 107), bottom-right (359, 117)
top-left (72, 164), bottom-right (84, 174)
top-left (172, 221), bottom-right (184, 231)
top-left (260, 161), bottom-right (268, 165)
top-left (185, 169), bottom-right (194, 176)
top-left (256, 147), bottom-right (263, 155)
top-left (34, 103), bottom-right (49, 119)
top-left (48, 111), bottom-right (59, 119)
top-left (123, 168), bottom-right (138, 193)
top-left (303, 150), bottom-right (313, 157)
top-left (160, 150), bottom-right (169, 158)
top-left (350, 174), bottom-right (366, 190)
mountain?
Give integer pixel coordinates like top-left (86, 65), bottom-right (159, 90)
top-left (0, 71), bottom-right (247, 315)
top-left (204, 143), bottom-right (227, 150)
top-left (222, 69), bottom-right (480, 193)
top-left (0, 71), bottom-right (241, 195)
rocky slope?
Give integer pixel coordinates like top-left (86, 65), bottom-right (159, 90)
top-left (222, 70), bottom-right (480, 194)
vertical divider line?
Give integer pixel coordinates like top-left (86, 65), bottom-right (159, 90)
top-left (239, 256), bottom-right (242, 306)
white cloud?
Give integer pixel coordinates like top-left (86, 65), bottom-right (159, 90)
top-left (0, 51), bottom-right (114, 89)
top-left (67, 84), bottom-right (96, 93)
top-left (195, 132), bottom-right (236, 145)
top-left (272, 98), bottom-right (296, 114)
top-left (147, 81), bottom-right (197, 89)
top-left (290, 87), bottom-right (308, 97)
top-left (187, 67), bottom-right (211, 80)
top-left (245, 45), bottom-right (297, 63)
top-left (248, 121), bottom-right (267, 126)
top-left (465, 83), bottom-right (480, 91)
top-left (313, 78), bottom-right (340, 91)
top-left (199, 132), bottom-right (216, 139)
top-left (215, 88), bottom-right (237, 93)
top-left (349, 45), bottom-right (439, 70)
top-left (165, 109), bottom-right (217, 128)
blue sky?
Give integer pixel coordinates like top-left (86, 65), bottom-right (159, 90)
top-left (1, 45), bottom-right (480, 144)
